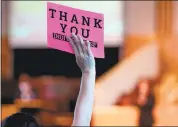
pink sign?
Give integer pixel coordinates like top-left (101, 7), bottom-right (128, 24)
top-left (47, 2), bottom-right (104, 58)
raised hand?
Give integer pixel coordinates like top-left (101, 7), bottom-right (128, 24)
top-left (67, 33), bottom-right (96, 126)
top-left (67, 33), bottom-right (95, 73)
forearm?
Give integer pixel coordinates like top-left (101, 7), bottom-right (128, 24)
top-left (72, 70), bottom-right (96, 126)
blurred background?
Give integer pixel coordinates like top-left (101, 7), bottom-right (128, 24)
top-left (1, 1), bottom-right (178, 126)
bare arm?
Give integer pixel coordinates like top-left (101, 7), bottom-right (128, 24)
top-left (72, 70), bottom-right (95, 126)
top-left (67, 33), bottom-right (96, 126)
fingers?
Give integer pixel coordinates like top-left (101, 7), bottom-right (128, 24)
top-left (71, 33), bottom-right (83, 56)
top-left (68, 33), bottom-right (92, 57)
top-left (67, 36), bottom-right (79, 56)
top-left (77, 35), bottom-right (88, 56)
top-left (86, 40), bottom-right (93, 56)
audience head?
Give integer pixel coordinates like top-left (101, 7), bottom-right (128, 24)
top-left (2, 112), bottom-right (40, 127)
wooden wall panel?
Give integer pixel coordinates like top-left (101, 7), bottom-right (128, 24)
top-left (2, 1), bottom-right (13, 79)
top-left (124, 35), bottom-right (156, 58)
top-left (2, 36), bottom-right (13, 79)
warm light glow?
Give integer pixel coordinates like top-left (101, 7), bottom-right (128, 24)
top-left (95, 42), bottom-right (159, 105)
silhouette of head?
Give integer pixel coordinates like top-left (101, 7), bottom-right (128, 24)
top-left (2, 112), bottom-right (40, 127)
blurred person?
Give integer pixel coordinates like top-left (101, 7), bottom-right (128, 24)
top-left (17, 73), bottom-right (37, 101)
top-left (18, 81), bottom-right (36, 101)
top-left (69, 88), bottom-right (78, 112)
top-left (2, 33), bottom-right (96, 127)
top-left (116, 94), bottom-right (132, 106)
top-left (137, 80), bottom-right (155, 127)
top-left (19, 73), bottom-right (30, 82)
top-left (16, 81), bottom-right (41, 120)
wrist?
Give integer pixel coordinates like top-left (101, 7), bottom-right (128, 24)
top-left (82, 69), bottom-right (96, 75)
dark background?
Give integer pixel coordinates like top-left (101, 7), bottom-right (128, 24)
top-left (13, 47), bottom-right (120, 79)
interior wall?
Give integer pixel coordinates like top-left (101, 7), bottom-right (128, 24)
top-left (124, 1), bottom-right (156, 57)
top-left (173, 1), bottom-right (178, 34)
top-left (125, 1), bottom-right (155, 35)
